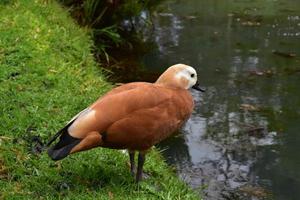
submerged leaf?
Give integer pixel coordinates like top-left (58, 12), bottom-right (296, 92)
top-left (239, 104), bottom-right (259, 111)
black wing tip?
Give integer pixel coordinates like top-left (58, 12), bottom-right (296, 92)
top-left (47, 132), bottom-right (82, 161)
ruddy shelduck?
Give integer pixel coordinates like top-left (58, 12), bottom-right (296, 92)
top-left (47, 63), bottom-right (204, 182)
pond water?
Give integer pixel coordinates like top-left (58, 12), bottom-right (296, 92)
top-left (107, 0), bottom-right (300, 199)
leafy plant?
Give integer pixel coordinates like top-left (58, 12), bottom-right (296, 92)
top-left (58, 0), bottom-right (158, 60)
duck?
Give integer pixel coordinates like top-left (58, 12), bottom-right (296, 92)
top-left (47, 63), bottom-right (205, 182)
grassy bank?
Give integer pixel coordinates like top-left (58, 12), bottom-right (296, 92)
top-left (0, 0), bottom-right (199, 199)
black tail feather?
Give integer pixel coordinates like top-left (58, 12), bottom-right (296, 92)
top-left (46, 117), bottom-right (80, 160)
top-left (47, 131), bottom-right (81, 161)
top-left (45, 118), bottom-right (76, 148)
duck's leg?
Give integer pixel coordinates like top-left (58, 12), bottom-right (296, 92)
top-left (128, 150), bottom-right (135, 176)
top-left (136, 151), bottom-right (146, 183)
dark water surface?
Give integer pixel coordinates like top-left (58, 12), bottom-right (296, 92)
top-left (109, 0), bottom-right (300, 199)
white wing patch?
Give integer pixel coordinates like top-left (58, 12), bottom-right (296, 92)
top-left (67, 107), bottom-right (91, 125)
top-left (67, 108), bottom-right (97, 137)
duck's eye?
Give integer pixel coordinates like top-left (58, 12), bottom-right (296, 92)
top-left (191, 74), bottom-right (195, 78)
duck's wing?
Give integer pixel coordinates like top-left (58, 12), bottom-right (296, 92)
top-left (103, 89), bottom-right (194, 150)
top-left (47, 83), bottom-right (173, 160)
top-left (69, 83), bottom-right (173, 136)
top-left (46, 83), bottom-right (144, 159)
top-left (46, 82), bottom-right (147, 144)
top-left (45, 107), bottom-right (90, 147)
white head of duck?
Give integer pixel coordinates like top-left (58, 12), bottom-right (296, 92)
top-left (156, 63), bottom-right (205, 92)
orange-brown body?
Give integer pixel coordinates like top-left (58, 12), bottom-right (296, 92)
top-left (69, 82), bottom-right (194, 152)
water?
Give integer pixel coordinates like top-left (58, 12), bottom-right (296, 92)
top-left (107, 0), bottom-right (300, 199)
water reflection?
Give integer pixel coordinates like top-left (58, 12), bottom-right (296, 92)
top-left (159, 83), bottom-right (280, 199)
top-left (114, 0), bottom-right (300, 199)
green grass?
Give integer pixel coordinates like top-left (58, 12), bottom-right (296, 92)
top-left (0, 0), bottom-right (200, 199)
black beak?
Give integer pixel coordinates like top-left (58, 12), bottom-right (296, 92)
top-left (192, 81), bottom-right (205, 92)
